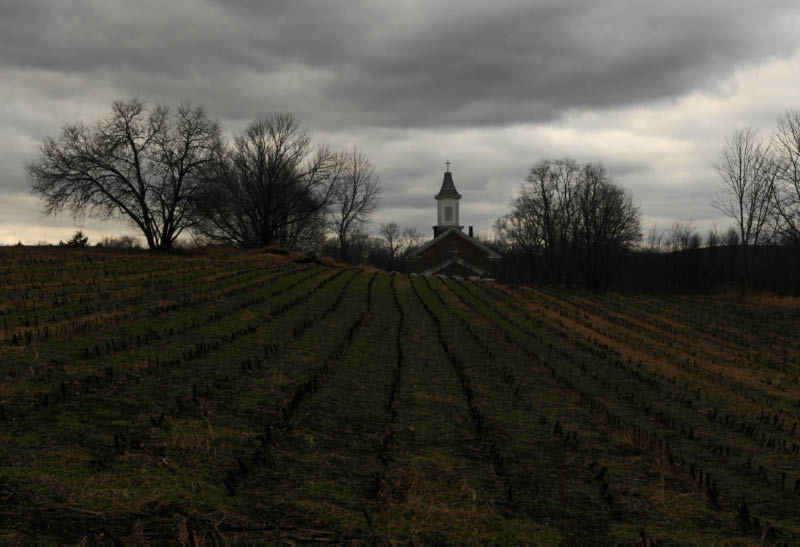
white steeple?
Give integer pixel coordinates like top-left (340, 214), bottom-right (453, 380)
top-left (434, 163), bottom-right (462, 236)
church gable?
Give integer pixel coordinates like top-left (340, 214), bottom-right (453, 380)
top-left (408, 228), bottom-right (500, 275)
top-left (419, 255), bottom-right (491, 277)
top-left (409, 228), bottom-right (500, 261)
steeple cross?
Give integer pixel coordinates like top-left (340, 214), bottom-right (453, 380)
top-left (445, 160), bottom-right (451, 172)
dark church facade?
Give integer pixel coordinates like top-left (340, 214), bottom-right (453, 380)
top-left (407, 168), bottom-right (500, 277)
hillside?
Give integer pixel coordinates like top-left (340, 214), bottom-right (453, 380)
top-left (1, 247), bottom-right (799, 546)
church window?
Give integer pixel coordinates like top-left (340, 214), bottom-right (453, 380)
top-left (445, 206), bottom-right (453, 221)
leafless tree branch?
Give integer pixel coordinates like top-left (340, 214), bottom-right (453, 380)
top-left (26, 98), bottom-right (222, 250)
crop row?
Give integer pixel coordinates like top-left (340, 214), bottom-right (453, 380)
top-left (2, 267), bottom-right (347, 422)
top-left (444, 279), bottom-right (798, 539)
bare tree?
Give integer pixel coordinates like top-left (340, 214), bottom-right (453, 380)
top-left (706, 226), bottom-right (720, 249)
top-left (572, 162), bottom-right (642, 289)
top-left (494, 207), bottom-right (543, 280)
top-left (26, 98), bottom-right (222, 250)
top-left (328, 148), bottom-right (382, 261)
top-left (723, 226), bottom-right (740, 247)
top-left (379, 222), bottom-right (401, 268)
top-left (643, 226), bottom-right (666, 253)
top-left (198, 114), bottom-right (341, 249)
top-left (772, 110), bottom-right (800, 248)
top-left (400, 227), bottom-right (427, 258)
top-left (713, 127), bottom-right (776, 247)
top-left (497, 158), bottom-right (640, 288)
top-left (666, 221), bottom-right (699, 252)
top-left (513, 158), bottom-right (580, 283)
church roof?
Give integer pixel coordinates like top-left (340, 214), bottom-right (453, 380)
top-left (408, 227), bottom-right (501, 259)
top-left (435, 171), bottom-right (461, 199)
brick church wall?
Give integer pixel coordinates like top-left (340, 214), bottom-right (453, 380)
top-left (408, 231), bottom-right (498, 276)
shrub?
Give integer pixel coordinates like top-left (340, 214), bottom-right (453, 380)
top-left (60, 230), bottom-right (89, 248)
top-left (96, 235), bottom-right (141, 249)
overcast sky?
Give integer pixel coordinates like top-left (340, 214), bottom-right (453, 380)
top-left (2, 0), bottom-right (800, 245)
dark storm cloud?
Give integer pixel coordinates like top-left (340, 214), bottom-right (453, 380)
top-left (2, 1), bottom-right (798, 127)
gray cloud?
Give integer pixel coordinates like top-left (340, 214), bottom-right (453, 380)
top-left (3, 1), bottom-right (798, 127)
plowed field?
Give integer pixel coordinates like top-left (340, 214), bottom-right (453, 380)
top-left (1, 248), bottom-right (799, 546)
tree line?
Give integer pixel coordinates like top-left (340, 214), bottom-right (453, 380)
top-left (616, 110), bottom-right (800, 293)
top-left (492, 158), bottom-right (642, 290)
top-left (490, 110), bottom-right (800, 292)
top-left (21, 98), bottom-right (646, 287)
top-left (713, 112), bottom-right (800, 250)
top-left (27, 98), bottom-right (800, 292)
top-left (26, 99), bottom-right (381, 259)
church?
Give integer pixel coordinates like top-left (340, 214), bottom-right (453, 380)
top-left (407, 165), bottom-right (501, 277)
